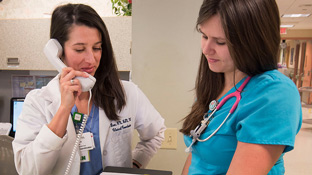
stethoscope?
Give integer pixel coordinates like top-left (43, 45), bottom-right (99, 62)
top-left (185, 76), bottom-right (251, 152)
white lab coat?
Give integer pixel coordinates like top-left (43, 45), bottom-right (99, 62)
top-left (12, 75), bottom-right (166, 175)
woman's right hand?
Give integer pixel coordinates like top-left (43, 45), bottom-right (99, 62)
top-left (47, 67), bottom-right (89, 137)
top-left (59, 67), bottom-right (89, 110)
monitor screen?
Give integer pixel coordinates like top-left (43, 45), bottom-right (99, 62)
top-left (10, 97), bottom-right (25, 137)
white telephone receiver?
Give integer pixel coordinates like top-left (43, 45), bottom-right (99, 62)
top-left (43, 39), bottom-right (96, 92)
top-left (44, 39), bottom-right (94, 174)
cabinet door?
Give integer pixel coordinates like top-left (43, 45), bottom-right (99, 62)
top-left (302, 41), bottom-right (312, 104)
top-left (298, 42), bottom-right (306, 88)
top-left (0, 19), bottom-right (52, 70)
top-left (0, 18), bottom-right (131, 71)
top-left (292, 44), bottom-right (300, 86)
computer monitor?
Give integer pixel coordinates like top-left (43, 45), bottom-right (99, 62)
top-left (10, 97), bottom-right (25, 137)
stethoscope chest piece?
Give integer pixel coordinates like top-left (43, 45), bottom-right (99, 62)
top-left (185, 76), bottom-right (251, 153)
top-left (209, 100), bottom-right (218, 111)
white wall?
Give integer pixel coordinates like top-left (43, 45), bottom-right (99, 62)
top-left (131, 0), bottom-right (203, 174)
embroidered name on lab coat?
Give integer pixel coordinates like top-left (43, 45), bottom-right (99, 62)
top-left (110, 117), bottom-right (132, 132)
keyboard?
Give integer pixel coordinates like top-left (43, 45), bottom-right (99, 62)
top-left (0, 123), bottom-right (12, 135)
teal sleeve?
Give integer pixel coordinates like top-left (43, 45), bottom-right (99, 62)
top-left (236, 76), bottom-right (302, 152)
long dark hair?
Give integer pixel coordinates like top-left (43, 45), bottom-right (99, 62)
top-left (180, 0), bottom-right (280, 134)
top-left (50, 3), bottom-right (125, 120)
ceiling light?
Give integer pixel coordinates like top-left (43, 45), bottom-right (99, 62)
top-left (282, 14), bottom-right (310, 18)
top-left (280, 24), bottom-right (294, 28)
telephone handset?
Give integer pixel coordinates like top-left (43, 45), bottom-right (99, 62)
top-left (43, 39), bottom-right (96, 92)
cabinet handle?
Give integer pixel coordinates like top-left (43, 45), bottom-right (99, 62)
top-left (7, 57), bottom-right (19, 67)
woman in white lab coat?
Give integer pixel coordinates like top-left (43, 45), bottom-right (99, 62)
top-left (12, 3), bottom-right (166, 175)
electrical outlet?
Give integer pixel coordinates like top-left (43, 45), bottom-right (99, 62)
top-left (161, 128), bottom-right (177, 149)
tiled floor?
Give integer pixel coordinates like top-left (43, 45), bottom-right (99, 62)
top-left (284, 107), bottom-right (312, 174)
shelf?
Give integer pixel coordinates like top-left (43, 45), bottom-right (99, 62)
top-left (303, 119), bottom-right (312, 124)
top-left (298, 87), bottom-right (312, 92)
top-left (302, 103), bottom-right (312, 108)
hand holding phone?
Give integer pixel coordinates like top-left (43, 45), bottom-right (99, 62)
top-left (43, 39), bottom-right (96, 92)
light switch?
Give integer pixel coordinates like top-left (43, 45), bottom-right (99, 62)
top-left (161, 128), bottom-right (177, 149)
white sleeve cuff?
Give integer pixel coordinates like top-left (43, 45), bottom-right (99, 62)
top-left (132, 150), bottom-right (153, 168)
top-left (36, 124), bottom-right (68, 151)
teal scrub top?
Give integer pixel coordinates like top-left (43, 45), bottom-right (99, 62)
top-left (184, 70), bottom-right (302, 175)
top-left (71, 104), bottom-right (103, 175)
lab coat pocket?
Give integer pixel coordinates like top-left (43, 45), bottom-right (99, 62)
top-left (110, 131), bottom-right (132, 166)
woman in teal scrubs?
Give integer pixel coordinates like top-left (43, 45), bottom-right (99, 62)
top-left (180, 0), bottom-right (302, 174)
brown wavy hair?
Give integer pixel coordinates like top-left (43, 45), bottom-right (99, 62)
top-left (50, 4), bottom-right (125, 120)
top-left (180, 0), bottom-right (280, 135)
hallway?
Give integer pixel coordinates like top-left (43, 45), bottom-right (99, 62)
top-left (284, 107), bottom-right (312, 174)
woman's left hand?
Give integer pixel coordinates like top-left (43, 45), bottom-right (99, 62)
top-left (132, 159), bottom-right (142, 169)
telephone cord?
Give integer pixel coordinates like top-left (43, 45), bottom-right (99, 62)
top-left (64, 89), bottom-right (92, 175)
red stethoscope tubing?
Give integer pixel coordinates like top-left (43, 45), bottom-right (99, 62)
top-left (185, 76), bottom-right (251, 152)
top-left (216, 76), bottom-right (251, 113)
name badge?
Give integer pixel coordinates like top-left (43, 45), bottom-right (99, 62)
top-left (79, 132), bottom-right (95, 151)
top-left (80, 150), bottom-right (90, 162)
top-left (73, 112), bottom-right (84, 123)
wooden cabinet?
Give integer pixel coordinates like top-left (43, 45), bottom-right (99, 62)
top-left (0, 17), bottom-right (131, 71)
top-left (302, 41), bottom-right (312, 104)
